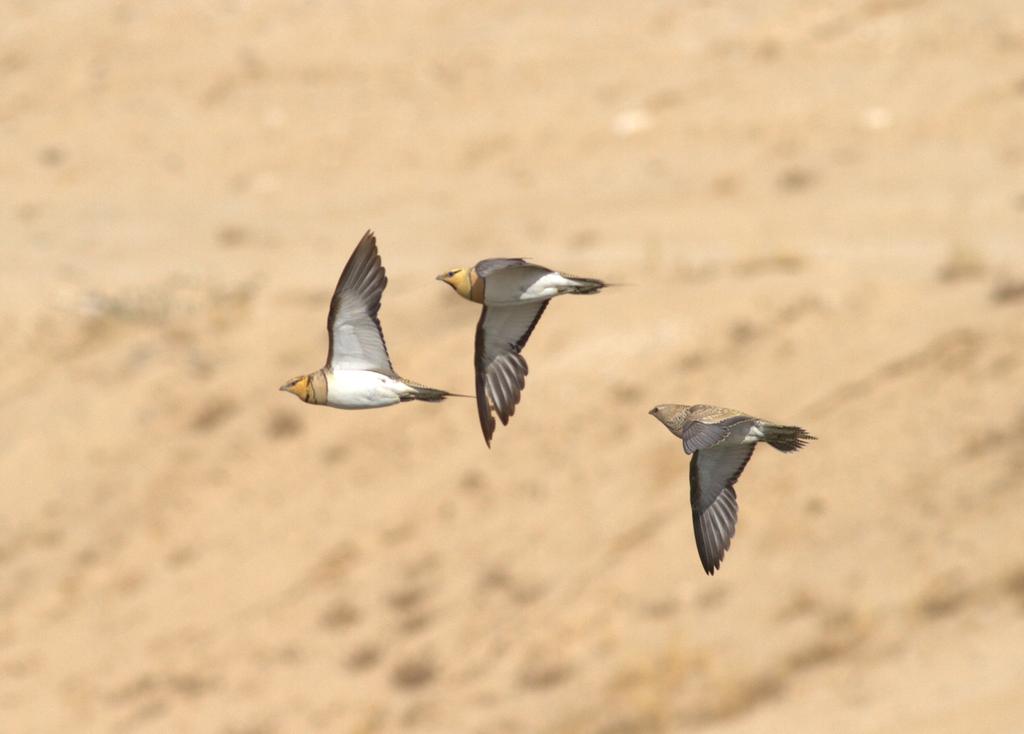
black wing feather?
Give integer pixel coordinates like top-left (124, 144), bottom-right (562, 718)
top-left (689, 444), bottom-right (756, 575)
top-left (473, 301), bottom-right (548, 446)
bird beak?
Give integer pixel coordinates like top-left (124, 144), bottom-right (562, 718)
top-left (280, 375), bottom-right (310, 399)
top-left (435, 273), bottom-right (447, 282)
top-left (648, 408), bottom-right (656, 415)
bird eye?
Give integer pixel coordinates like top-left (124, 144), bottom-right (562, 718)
top-left (447, 270), bottom-right (457, 277)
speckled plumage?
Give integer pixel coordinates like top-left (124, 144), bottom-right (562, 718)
top-left (652, 404), bottom-right (755, 441)
top-left (649, 403), bottom-right (816, 575)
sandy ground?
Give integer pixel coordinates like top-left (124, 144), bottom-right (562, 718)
top-left (3, 1), bottom-right (1024, 732)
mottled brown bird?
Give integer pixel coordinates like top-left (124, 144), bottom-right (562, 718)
top-left (437, 258), bottom-right (606, 446)
top-left (649, 403), bottom-right (815, 575)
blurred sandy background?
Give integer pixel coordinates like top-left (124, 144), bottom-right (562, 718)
top-left (3, 1), bottom-right (1024, 732)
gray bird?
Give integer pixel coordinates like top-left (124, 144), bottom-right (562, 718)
top-left (649, 404), bottom-right (816, 575)
top-left (437, 259), bottom-right (606, 446)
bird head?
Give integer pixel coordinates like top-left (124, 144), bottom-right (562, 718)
top-left (280, 374), bottom-right (312, 402)
top-left (648, 404), bottom-right (688, 426)
top-left (436, 268), bottom-right (474, 300)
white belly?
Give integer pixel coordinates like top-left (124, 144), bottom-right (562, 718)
top-left (484, 269), bottom-right (574, 305)
top-left (326, 370), bottom-right (409, 409)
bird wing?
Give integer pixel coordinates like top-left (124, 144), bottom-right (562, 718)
top-left (325, 230), bottom-right (395, 375)
top-left (474, 258), bottom-right (531, 279)
top-left (473, 300), bottom-right (549, 445)
top-left (689, 443), bottom-right (756, 574)
top-left (679, 416), bottom-right (747, 454)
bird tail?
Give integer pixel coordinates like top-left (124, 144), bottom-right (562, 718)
top-left (401, 379), bottom-right (472, 402)
top-left (563, 276), bottom-right (606, 295)
top-left (764, 424), bottom-right (816, 452)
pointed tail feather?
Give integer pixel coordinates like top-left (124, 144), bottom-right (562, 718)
top-left (565, 276), bottom-right (606, 295)
top-left (764, 424), bottom-right (816, 452)
top-left (410, 386), bottom-right (447, 402)
top-left (413, 386), bottom-right (475, 402)
top-left (400, 378), bottom-right (472, 402)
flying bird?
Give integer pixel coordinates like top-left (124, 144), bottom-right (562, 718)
top-left (649, 403), bottom-right (815, 575)
top-left (280, 231), bottom-right (461, 409)
top-left (437, 258), bottom-right (606, 446)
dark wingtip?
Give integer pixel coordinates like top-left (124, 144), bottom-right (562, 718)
top-left (480, 416), bottom-right (495, 448)
top-left (699, 547), bottom-right (726, 576)
top-left (697, 538), bottom-right (723, 575)
top-left (478, 411), bottom-right (496, 447)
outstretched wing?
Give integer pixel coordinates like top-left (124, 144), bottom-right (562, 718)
top-left (325, 231), bottom-right (395, 375)
top-left (689, 443), bottom-right (756, 575)
top-left (473, 301), bottom-right (549, 446)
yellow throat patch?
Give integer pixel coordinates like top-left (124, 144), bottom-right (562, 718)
top-left (280, 374), bottom-right (310, 401)
top-left (438, 268), bottom-right (483, 303)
